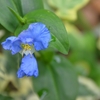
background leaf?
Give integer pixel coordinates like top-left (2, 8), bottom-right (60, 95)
top-left (33, 55), bottom-right (78, 100)
top-left (46, 0), bottom-right (89, 21)
top-left (13, 0), bottom-right (44, 16)
top-left (78, 83), bottom-right (95, 96)
top-left (0, 0), bottom-right (19, 32)
top-left (0, 94), bottom-right (13, 100)
top-left (0, 0), bottom-right (44, 33)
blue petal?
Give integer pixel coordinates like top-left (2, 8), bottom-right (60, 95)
top-left (11, 38), bottom-right (22, 55)
top-left (18, 29), bottom-right (33, 45)
top-left (17, 68), bottom-right (26, 78)
top-left (29, 22), bottom-right (51, 51)
top-left (17, 54), bottom-right (38, 78)
top-left (1, 36), bottom-right (16, 50)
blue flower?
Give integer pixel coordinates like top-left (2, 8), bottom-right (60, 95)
top-left (1, 22), bottom-right (51, 78)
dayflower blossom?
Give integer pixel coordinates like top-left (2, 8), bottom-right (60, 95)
top-left (1, 22), bottom-right (51, 78)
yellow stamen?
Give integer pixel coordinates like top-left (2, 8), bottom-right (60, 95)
top-left (22, 44), bottom-right (31, 50)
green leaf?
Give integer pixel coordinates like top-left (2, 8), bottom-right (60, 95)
top-left (40, 49), bottom-right (54, 63)
top-left (0, 0), bottom-right (19, 32)
top-left (11, 0), bottom-right (23, 16)
top-left (0, 94), bottom-right (13, 100)
top-left (0, 0), bottom-right (44, 32)
top-left (13, 0), bottom-right (44, 16)
top-left (19, 0), bottom-right (44, 16)
top-left (33, 55), bottom-right (78, 100)
top-left (24, 9), bottom-right (69, 54)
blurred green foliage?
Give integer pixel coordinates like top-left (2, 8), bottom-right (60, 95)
top-left (44, 0), bottom-right (89, 21)
top-left (0, 94), bottom-right (13, 100)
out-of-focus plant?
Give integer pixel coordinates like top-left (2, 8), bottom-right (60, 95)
top-left (44, 0), bottom-right (89, 21)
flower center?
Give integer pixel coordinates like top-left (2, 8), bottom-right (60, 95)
top-left (22, 44), bottom-right (31, 50)
top-left (20, 44), bottom-right (35, 56)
